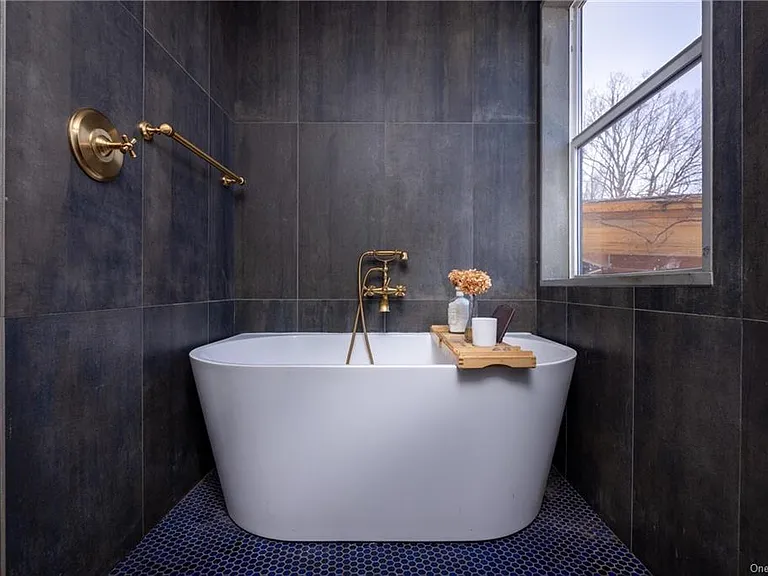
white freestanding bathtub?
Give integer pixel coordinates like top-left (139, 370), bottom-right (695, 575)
top-left (190, 332), bottom-right (576, 542)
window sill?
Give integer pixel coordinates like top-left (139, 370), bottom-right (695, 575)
top-left (540, 270), bottom-right (713, 288)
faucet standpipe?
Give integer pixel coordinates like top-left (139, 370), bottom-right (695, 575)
top-left (345, 250), bottom-right (409, 365)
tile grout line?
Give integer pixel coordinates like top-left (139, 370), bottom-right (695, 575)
top-left (295, 0), bottom-right (300, 329)
top-left (205, 0), bottom-right (216, 352)
top-left (564, 299), bottom-right (568, 478)
top-left (206, 0), bottom-right (212, 348)
top-left (145, 29), bottom-right (211, 102)
top-left (563, 300), bottom-right (748, 323)
top-left (469, 0), bottom-right (475, 277)
top-left (630, 301), bottom-right (636, 551)
top-left (736, 316), bottom-right (743, 575)
top-left (231, 121), bottom-right (538, 126)
top-left (0, 0), bottom-right (6, 568)
top-left (140, 0), bottom-right (146, 536)
top-left (736, 4), bottom-right (745, 573)
top-left (382, 0), bottom-right (388, 335)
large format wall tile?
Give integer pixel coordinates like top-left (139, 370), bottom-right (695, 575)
top-left (210, 1), bottom-right (237, 117)
top-left (144, 35), bottom-right (210, 305)
top-left (5, 1), bottom-right (143, 317)
top-left (6, 309), bottom-right (143, 576)
top-left (143, 303), bottom-right (212, 531)
top-left (385, 1), bottom-right (472, 122)
top-left (233, 1), bottom-right (297, 122)
top-left (743, 1), bottom-right (768, 321)
top-left (386, 300), bottom-right (449, 333)
top-left (740, 320), bottom-right (768, 573)
top-left (384, 124), bottom-right (472, 300)
top-left (299, 1), bottom-right (385, 122)
top-left (384, 299), bottom-right (535, 333)
top-left (633, 311), bottom-right (740, 576)
top-left (235, 123), bottom-right (297, 299)
top-left (477, 299), bottom-right (536, 333)
top-left (209, 104), bottom-right (235, 301)
top-left (298, 123), bottom-right (386, 299)
top-left (538, 286), bottom-right (567, 303)
top-left (209, 300), bottom-right (235, 343)
top-left (635, 0), bottom-right (743, 318)
top-left (568, 287), bottom-right (633, 308)
top-left (536, 301), bottom-right (568, 474)
top-left (474, 124), bottom-right (536, 299)
top-left (146, 1), bottom-right (210, 91)
top-left (235, 300), bottom-right (298, 333)
top-left (565, 304), bottom-right (633, 544)
top-left (298, 300), bottom-right (383, 333)
top-left (536, 300), bottom-right (566, 344)
top-left (474, 1), bottom-right (538, 122)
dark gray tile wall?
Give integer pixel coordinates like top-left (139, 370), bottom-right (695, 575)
top-left (743, 1), bottom-right (768, 322)
top-left (5, 0), bottom-right (143, 317)
top-left (6, 309), bottom-right (143, 576)
top-left (235, 300), bottom-right (297, 333)
top-left (143, 303), bottom-right (212, 531)
top-left (230, 1), bottom-right (298, 122)
top-left (234, 123), bottom-right (297, 299)
top-left (385, 1), bottom-right (472, 122)
top-left (633, 312), bottom-right (740, 576)
top-left (474, 124), bottom-right (537, 300)
top-left (565, 305), bottom-right (633, 545)
top-left (384, 123), bottom-right (473, 300)
top-left (145, 1), bottom-right (210, 91)
top-left (300, 2), bottom-right (386, 122)
top-left (298, 123), bottom-right (386, 300)
top-left (4, 2), bottom-right (236, 574)
top-left (536, 3), bottom-right (768, 574)
top-left (210, 104), bottom-right (236, 300)
top-left (741, 320), bottom-right (768, 574)
top-left (143, 35), bottom-right (210, 306)
top-left (473, 1), bottom-right (538, 123)
top-left (231, 1), bottom-right (538, 334)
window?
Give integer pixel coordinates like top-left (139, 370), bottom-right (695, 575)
top-left (540, 0), bottom-right (712, 286)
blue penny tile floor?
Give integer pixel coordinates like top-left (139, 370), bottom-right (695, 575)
top-left (110, 470), bottom-right (651, 575)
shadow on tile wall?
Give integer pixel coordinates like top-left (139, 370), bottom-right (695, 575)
top-left (218, 1), bottom-right (540, 334)
top-left (537, 2), bottom-right (768, 575)
top-left (4, 2), bottom-right (235, 574)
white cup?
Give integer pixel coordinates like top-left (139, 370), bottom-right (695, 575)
top-left (472, 317), bottom-right (497, 347)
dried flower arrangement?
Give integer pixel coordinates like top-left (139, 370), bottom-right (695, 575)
top-left (448, 268), bottom-right (492, 296)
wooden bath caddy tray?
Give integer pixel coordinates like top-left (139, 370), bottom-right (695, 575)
top-left (430, 326), bottom-right (537, 369)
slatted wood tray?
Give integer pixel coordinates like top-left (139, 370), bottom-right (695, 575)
top-left (430, 325), bottom-right (537, 369)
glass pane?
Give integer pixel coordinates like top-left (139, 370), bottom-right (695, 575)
top-left (580, 0), bottom-right (702, 127)
top-left (579, 63), bottom-right (702, 276)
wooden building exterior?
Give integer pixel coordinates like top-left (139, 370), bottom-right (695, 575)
top-left (582, 196), bottom-right (703, 274)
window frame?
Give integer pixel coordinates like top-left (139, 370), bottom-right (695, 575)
top-left (540, 0), bottom-right (713, 287)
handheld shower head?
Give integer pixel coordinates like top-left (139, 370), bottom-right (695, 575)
top-left (371, 249), bottom-right (408, 263)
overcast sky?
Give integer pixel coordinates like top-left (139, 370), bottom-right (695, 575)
top-left (582, 0), bottom-right (702, 96)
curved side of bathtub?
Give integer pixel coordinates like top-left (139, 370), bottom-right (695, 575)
top-left (191, 335), bottom-right (575, 541)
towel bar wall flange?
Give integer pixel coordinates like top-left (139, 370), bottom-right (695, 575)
top-left (67, 108), bottom-right (138, 182)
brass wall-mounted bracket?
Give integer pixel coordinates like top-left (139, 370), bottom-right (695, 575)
top-left (68, 108), bottom-right (137, 182)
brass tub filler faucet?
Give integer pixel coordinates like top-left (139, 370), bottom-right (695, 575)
top-left (345, 250), bottom-right (408, 365)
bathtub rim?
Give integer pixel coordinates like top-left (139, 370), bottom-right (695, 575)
top-left (190, 332), bottom-right (576, 369)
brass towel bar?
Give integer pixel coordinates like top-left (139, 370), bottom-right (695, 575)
top-left (68, 108), bottom-right (246, 188)
top-left (138, 121), bottom-right (246, 188)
